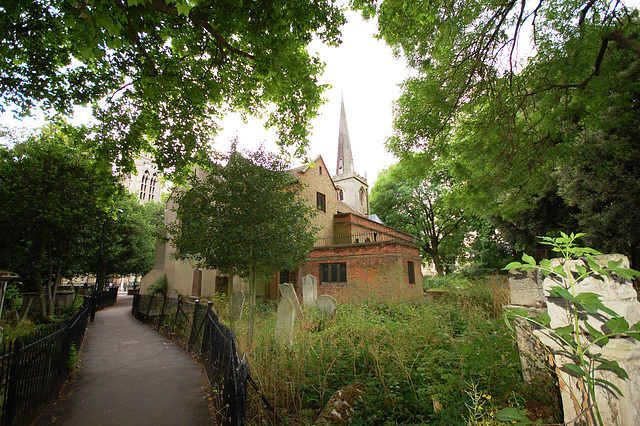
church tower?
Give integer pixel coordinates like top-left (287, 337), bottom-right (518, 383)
top-left (333, 96), bottom-right (369, 215)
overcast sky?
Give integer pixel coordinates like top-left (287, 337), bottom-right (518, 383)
top-left (218, 9), bottom-right (408, 185)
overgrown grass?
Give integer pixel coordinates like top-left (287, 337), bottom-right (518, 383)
top-left (226, 275), bottom-right (561, 425)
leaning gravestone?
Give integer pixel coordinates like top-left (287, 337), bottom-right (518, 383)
top-left (275, 297), bottom-right (296, 348)
top-left (168, 289), bottom-right (180, 300)
top-left (278, 283), bottom-right (302, 316)
top-left (317, 294), bottom-right (338, 316)
top-left (231, 290), bottom-right (245, 322)
top-left (302, 275), bottom-right (318, 307)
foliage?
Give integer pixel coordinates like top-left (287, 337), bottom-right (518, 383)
top-left (241, 276), bottom-right (560, 425)
top-left (504, 232), bottom-right (640, 425)
top-left (168, 145), bottom-right (317, 346)
top-left (97, 194), bottom-right (164, 285)
top-left (370, 154), bottom-right (466, 274)
top-left (355, 0), bottom-right (640, 267)
top-left (148, 274), bottom-right (168, 296)
top-left (1, 0), bottom-right (345, 173)
top-left (0, 122), bottom-right (120, 318)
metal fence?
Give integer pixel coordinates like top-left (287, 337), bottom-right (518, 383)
top-left (0, 289), bottom-right (118, 425)
top-left (132, 294), bottom-right (249, 425)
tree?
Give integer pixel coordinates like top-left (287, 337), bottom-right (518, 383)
top-left (356, 0), bottom-right (640, 262)
top-left (168, 145), bottom-right (317, 346)
top-left (0, 122), bottom-right (120, 318)
top-left (94, 192), bottom-right (165, 292)
top-left (1, 1), bottom-right (345, 172)
top-left (370, 155), bottom-right (465, 275)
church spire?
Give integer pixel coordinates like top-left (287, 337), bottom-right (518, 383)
top-left (336, 95), bottom-right (354, 175)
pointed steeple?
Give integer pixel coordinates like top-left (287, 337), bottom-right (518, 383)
top-left (336, 95), bottom-right (354, 175)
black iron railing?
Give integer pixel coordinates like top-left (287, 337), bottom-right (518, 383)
top-left (132, 294), bottom-right (250, 425)
top-left (0, 289), bottom-right (118, 425)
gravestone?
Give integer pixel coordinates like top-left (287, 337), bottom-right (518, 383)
top-left (302, 275), bottom-right (318, 307)
top-left (508, 254), bottom-right (640, 426)
top-left (278, 283), bottom-right (302, 316)
top-left (231, 290), bottom-right (245, 322)
top-left (275, 297), bottom-right (296, 348)
top-left (317, 294), bottom-right (338, 316)
top-left (168, 289), bottom-right (180, 300)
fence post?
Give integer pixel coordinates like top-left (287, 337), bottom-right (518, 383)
top-left (4, 338), bottom-right (22, 424)
top-left (145, 294), bottom-right (154, 322)
top-left (90, 293), bottom-right (97, 322)
top-left (157, 294), bottom-right (168, 331)
top-left (188, 299), bottom-right (200, 351)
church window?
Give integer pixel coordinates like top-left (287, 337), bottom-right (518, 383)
top-left (408, 261), bottom-right (416, 284)
top-left (337, 188), bottom-right (344, 201)
top-left (149, 173), bottom-right (157, 200)
top-left (359, 187), bottom-right (366, 206)
top-left (320, 263), bottom-right (346, 284)
top-left (316, 192), bottom-right (326, 212)
top-left (140, 171), bottom-right (150, 201)
top-left (338, 158), bottom-right (343, 173)
top-left (319, 166), bottom-right (322, 175)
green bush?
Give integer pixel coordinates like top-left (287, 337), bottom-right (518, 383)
top-left (240, 276), bottom-right (558, 425)
top-left (147, 274), bottom-right (168, 296)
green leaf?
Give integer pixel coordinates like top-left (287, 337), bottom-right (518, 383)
top-left (522, 253), bottom-right (536, 266)
top-left (548, 286), bottom-right (576, 302)
top-left (596, 359), bottom-right (629, 379)
top-left (607, 259), bottom-right (624, 270)
top-left (575, 264), bottom-right (587, 276)
top-left (555, 325), bottom-right (574, 339)
top-left (563, 363), bottom-right (586, 378)
top-left (594, 379), bottom-right (624, 397)
top-left (504, 261), bottom-right (524, 270)
top-left (584, 322), bottom-right (608, 346)
top-left (552, 264), bottom-right (567, 278)
top-left (495, 407), bottom-right (528, 421)
top-left (606, 317), bottom-right (630, 334)
top-left (532, 312), bottom-right (551, 326)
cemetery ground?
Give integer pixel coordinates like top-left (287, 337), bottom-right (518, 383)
top-left (220, 275), bottom-right (563, 425)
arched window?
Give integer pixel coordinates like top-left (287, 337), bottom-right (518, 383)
top-left (359, 187), bottom-right (366, 206)
top-left (336, 188), bottom-right (344, 201)
top-left (149, 173), bottom-right (157, 200)
top-left (140, 170), bottom-right (150, 201)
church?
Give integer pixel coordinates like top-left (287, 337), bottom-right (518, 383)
top-left (141, 99), bottom-right (423, 302)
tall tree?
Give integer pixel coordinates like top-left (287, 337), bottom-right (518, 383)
top-left (356, 0), bottom-right (640, 261)
top-left (168, 145), bottom-right (317, 346)
top-left (1, 0), bottom-right (345, 172)
top-left (0, 122), bottom-right (120, 318)
top-left (370, 156), bottom-right (465, 275)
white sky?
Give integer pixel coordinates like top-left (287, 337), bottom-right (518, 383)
top-left (217, 9), bottom-right (408, 185)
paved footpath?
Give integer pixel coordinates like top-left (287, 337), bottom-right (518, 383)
top-left (35, 294), bottom-right (212, 425)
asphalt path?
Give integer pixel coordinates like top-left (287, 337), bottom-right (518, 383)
top-left (35, 294), bottom-right (213, 425)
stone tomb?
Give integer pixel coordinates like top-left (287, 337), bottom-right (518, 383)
top-left (508, 254), bottom-right (640, 426)
top-left (278, 283), bottom-right (302, 316)
top-left (302, 275), bottom-right (318, 307)
top-left (231, 290), bottom-right (245, 322)
top-left (317, 294), bottom-right (338, 316)
top-left (275, 297), bottom-right (296, 348)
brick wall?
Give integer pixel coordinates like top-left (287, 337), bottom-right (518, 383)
top-left (299, 241), bottom-right (423, 302)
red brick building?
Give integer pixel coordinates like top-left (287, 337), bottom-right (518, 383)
top-left (143, 99), bottom-right (423, 302)
top-left (266, 99), bottom-right (423, 302)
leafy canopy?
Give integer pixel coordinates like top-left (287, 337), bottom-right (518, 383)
top-left (168, 145), bottom-right (318, 281)
top-left (1, 0), bottom-right (345, 172)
